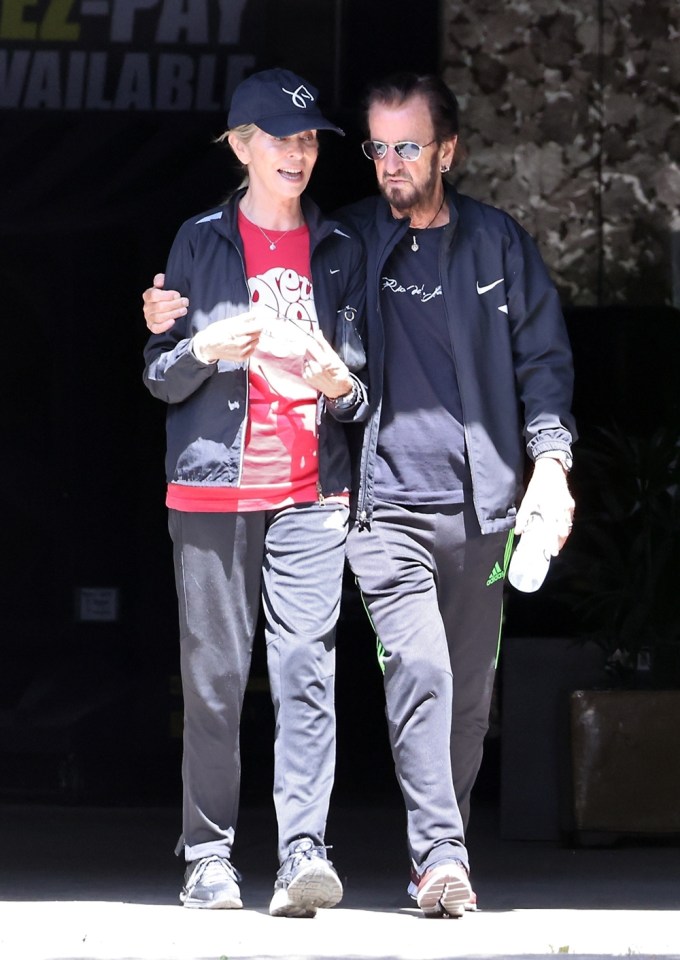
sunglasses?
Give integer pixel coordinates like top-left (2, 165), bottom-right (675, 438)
top-left (361, 139), bottom-right (437, 162)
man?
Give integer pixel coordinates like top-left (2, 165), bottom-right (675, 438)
top-left (142, 72), bottom-right (576, 919)
top-left (337, 72), bottom-right (575, 918)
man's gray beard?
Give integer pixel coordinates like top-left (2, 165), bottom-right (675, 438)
top-left (380, 182), bottom-right (417, 211)
top-left (379, 156), bottom-right (440, 212)
top-left (379, 178), bottom-right (424, 212)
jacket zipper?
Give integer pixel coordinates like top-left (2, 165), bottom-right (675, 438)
top-left (234, 242), bottom-right (251, 487)
top-left (356, 229), bottom-right (396, 526)
top-left (438, 219), bottom-right (480, 522)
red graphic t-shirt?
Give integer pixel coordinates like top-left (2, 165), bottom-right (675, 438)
top-left (167, 210), bottom-right (347, 512)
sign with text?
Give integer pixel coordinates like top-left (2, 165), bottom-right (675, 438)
top-left (0, 0), bottom-right (259, 111)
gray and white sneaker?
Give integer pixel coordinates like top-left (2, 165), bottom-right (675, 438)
top-left (180, 855), bottom-right (243, 909)
top-left (269, 838), bottom-right (343, 918)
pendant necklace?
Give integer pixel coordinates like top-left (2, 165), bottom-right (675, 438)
top-left (256, 223), bottom-right (294, 251)
top-left (410, 196), bottom-right (445, 252)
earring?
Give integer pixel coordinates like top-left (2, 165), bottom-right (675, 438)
top-left (440, 165), bottom-right (450, 173)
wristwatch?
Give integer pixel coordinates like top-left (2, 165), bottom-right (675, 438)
top-left (327, 380), bottom-right (360, 410)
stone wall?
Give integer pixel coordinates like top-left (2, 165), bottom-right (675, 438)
top-left (440, 0), bottom-right (680, 306)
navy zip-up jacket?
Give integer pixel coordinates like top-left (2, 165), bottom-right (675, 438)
top-left (143, 190), bottom-right (368, 498)
top-left (337, 185), bottom-right (576, 533)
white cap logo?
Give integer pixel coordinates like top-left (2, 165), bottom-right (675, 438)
top-left (281, 84), bottom-right (314, 109)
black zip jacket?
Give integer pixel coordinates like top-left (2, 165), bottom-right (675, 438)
top-left (143, 190), bottom-right (368, 499)
top-left (337, 185), bottom-right (576, 533)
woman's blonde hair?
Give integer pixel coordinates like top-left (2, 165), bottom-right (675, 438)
top-left (216, 123), bottom-right (258, 189)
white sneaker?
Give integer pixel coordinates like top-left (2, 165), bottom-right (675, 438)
top-left (269, 838), bottom-right (343, 918)
top-left (269, 885), bottom-right (317, 918)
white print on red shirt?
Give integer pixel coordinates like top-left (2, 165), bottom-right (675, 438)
top-left (248, 267), bottom-right (319, 394)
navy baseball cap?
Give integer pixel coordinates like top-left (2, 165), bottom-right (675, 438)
top-left (228, 68), bottom-right (344, 137)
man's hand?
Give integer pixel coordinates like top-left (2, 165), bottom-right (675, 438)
top-left (301, 331), bottom-right (353, 399)
top-left (516, 457), bottom-right (575, 555)
top-left (143, 273), bottom-right (188, 334)
top-left (192, 312), bottom-right (264, 363)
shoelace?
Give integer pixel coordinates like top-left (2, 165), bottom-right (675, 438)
top-left (279, 840), bottom-right (333, 881)
top-left (191, 855), bottom-right (241, 887)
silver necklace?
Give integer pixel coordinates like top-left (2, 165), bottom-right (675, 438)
top-left (410, 196), bottom-right (445, 252)
top-left (256, 223), bottom-right (295, 251)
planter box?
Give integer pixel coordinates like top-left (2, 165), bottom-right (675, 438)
top-left (570, 689), bottom-right (680, 841)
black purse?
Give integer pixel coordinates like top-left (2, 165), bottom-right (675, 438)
top-left (335, 305), bottom-right (366, 372)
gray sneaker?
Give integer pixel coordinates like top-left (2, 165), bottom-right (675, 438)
top-left (180, 855), bottom-right (243, 909)
top-left (269, 838), bottom-right (343, 918)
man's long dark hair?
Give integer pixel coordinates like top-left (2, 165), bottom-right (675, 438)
top-left (362, 73), bottom-right (460, 141)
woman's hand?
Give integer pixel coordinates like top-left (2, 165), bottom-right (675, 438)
top-left (192, 313), bottom-right (264, 363)
top-left (301, 331), bottom-right (353, 399)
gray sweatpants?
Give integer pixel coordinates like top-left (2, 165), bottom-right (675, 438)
top-left (169, 502), bottom-right (348, 864)
top-left (346, 500), bottom-right (508, 876)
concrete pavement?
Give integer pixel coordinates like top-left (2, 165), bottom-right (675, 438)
top-left (1, 800), bottom-right (679, 960)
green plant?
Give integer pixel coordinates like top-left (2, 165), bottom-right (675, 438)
top-left (556, 418), bottom-right (680, 687)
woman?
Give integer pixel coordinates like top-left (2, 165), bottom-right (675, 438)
top-left (142, 68), bottom-right (367, 918)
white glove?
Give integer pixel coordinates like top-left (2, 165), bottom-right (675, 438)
top-left (515, 457), bottom-right (575, 555)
